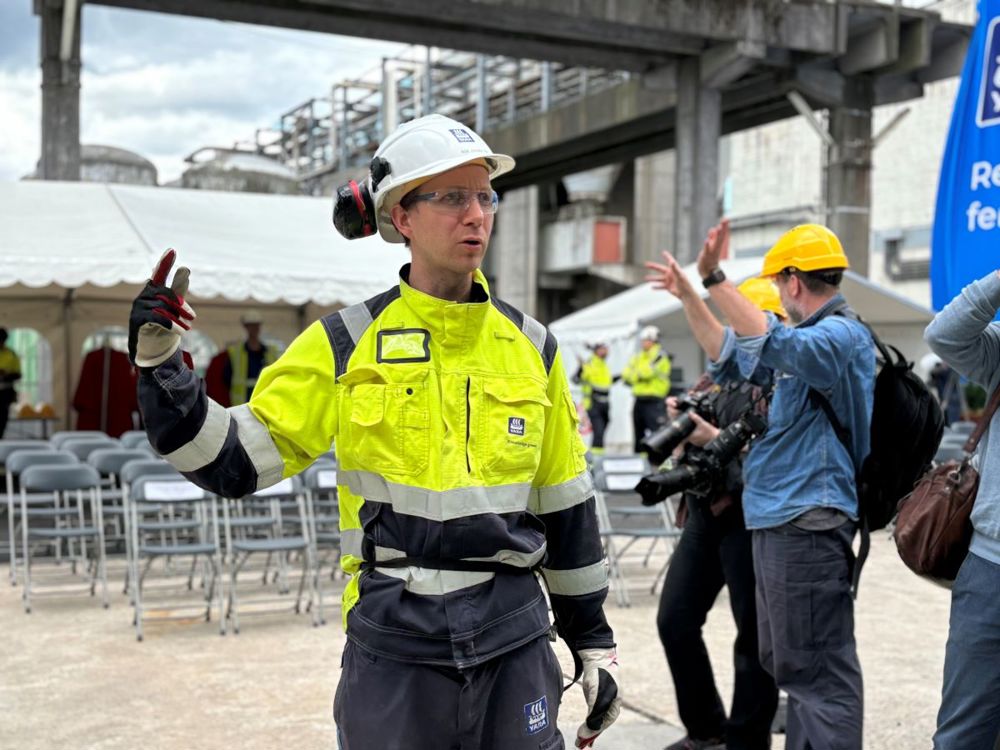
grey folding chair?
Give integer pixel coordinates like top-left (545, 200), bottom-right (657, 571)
top-left (302, 459), bottom-right (341, 625)
top-left (591, 453), bottom-right (680, 607)
top-left (5, 449), bottom-right (78, 586)
top-left (119, 458), bottom-right (181, 598)
top-left (119, 431), bottom-right (151, 450)
top-left (50, 431), bottom-right (108, 450)
top-left (19, 463), bottom-right (108, 612)
top-left (1, 439), bottom-right (54, 584)
top-left (222, 475), bottom-right (318, 632)
top-left (128, 475), bottom-right (225, 641)
top-left (949, 420), bottom-right (976, 437)
top-left (60, 437), bottom-right (120, 462)
top-left (88, 448), bottom-right (154, 555)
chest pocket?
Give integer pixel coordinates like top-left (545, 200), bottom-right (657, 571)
top-left (474, 377), bottom-right (550, 481)
top-left (342, 367), bottom-right (430, 477)
top-left (768, 374), bottom-right (807, 432)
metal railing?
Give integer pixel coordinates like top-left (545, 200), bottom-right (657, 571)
top-left (235, 46), bottom-right (627, 193)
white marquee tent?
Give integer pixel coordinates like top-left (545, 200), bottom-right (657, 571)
top-left (550, 257), bottom-right (938, 451)
top-left (0, 180), bottom-right (408, 429)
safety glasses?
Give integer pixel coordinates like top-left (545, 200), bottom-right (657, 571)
top-left (402, 189), bottom-right (499, 216)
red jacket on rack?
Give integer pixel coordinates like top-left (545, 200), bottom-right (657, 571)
top-left (73, 347), bottom-right (138, 437)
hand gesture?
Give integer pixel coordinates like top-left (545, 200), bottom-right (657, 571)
top-left (697, 218), bottom-right (730, 279)
top-left (645, 251), bottom-right (696, 301)
top-left (128, 249), bottom-right (196, 368)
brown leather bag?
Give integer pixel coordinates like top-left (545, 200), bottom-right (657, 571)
top-left (894, 385), bottom-right (1000, 581)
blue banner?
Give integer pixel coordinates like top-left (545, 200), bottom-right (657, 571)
top-left (931, 0), bottom-right (1000, 310)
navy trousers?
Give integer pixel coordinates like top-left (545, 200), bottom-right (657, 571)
top-left (752, 523), bottom-right (863, 750)
top-left (334, 635), bottom-right (565, 750)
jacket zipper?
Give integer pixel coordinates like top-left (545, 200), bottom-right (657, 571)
top-left (465, 376), bottom-right (472, 473)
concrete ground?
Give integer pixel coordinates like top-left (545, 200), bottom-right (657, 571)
top-left (0, 530), bottom-right (950, 749)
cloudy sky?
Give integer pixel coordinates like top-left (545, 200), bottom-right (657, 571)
top-left (0, 2), bottom-right (403, 183)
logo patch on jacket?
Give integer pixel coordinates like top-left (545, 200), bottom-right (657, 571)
top-left (524, 695), bottom-right (549, 735)
top-left (508, 417), bottom-right (525, 436)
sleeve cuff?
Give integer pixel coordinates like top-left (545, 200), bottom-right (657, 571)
top-left (734, 312), bottom-right (780, 378)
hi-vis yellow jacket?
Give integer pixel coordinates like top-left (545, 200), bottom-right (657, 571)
top-left (622, 343), bottom-right (672, 399)
top-left (575, 355), bottom-right (613, 410)
top-left (225, 342), bottom-right (279, 406)
top-left (140, 265), bottom-right (613, 667)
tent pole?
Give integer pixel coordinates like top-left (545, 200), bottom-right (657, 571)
top-left (63, 289), bottom-right (73, 431)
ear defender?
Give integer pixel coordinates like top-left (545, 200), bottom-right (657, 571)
top-left (332, 156), bottom-right (394, 240)
top-left (332, 179), bottom-right (376, 239)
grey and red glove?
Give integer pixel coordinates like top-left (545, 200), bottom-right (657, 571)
top-left (575, 647), bottom-right (622, 748)
top-left (128, 249), bottom-right (196, 368)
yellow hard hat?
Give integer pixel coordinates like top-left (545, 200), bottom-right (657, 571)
top-left (737, 277), bottom-right (787, 319)
top-left (759, 224), bottom-right (849, 277)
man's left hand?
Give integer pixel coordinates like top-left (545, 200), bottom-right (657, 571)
top-left (575, 647), bottom-right (622, 748)
top-left (697, 218), bottom-right (730, 279)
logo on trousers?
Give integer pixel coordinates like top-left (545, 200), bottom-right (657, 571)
top-left (524, 695), bottom-right (549, 735)
top-left (508, 417), bottom-right (525, 436)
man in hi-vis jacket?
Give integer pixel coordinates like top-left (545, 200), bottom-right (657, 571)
top-left (128, 114), bottom-right (621, 750)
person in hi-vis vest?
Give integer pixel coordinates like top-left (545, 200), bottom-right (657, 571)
top-left (622, 325), bottom-right (672, 452)
top-left (223, 310), bottom-right (278, 405)
top-left (574, 341), bottom-right (617, 451)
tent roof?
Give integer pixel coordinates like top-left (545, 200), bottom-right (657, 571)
top-left (550, 257), bottom-right (934, 345)
top-left (0, 181), bottom-right (408, 306)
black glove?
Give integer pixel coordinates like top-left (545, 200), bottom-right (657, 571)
top-left (128, 249), bottom-right (195, 367)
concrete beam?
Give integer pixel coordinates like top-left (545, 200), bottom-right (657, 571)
top-left (700, 40), bottom-right (767, 89)
top-left (90, 0), bottom-right (698, 71)
top-left (493, 185), bottom-right (539, 315)
top-left (37, 0), bottom-right (81, 181)
top-left (674, 57), bottom-right (720, 265)
top-left (826, 76), bottom-right (874, 278)
top-left (839, 18), bottom-right (897, 76)
top-left (88, 0), bottom-right (855, 70)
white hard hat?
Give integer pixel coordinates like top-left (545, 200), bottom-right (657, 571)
top-left (639, 325), bottom-right (660, 341)
top-left (370, 114), bottom-right (515, 243)
top-left (241, 309), bottom-right (263, 325)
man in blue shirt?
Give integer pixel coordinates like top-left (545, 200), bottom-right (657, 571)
top-left (647, 221), bottom-right (874, 750)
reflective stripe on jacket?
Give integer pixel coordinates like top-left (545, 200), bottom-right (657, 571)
top-left (139, 264), bottom-right (614, 667)
top-left (622, 343), bottom-right (672, 398)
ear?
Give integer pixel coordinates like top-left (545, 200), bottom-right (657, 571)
top-left (390, 203), bottom-right (413, 242)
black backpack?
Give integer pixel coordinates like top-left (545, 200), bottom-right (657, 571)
top-left (809, 309), bottom-right (944, 593)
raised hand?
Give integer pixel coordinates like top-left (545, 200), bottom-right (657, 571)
top-left (128, 249), bottom-right (196, 368)
top-left (645, 251), bottom-right (696, 301)
top-left (697, 218), bottom-right (730, 279)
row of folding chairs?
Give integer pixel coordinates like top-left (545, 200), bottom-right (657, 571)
top-left (1, 436), bottom-right (342, 640)
top-left (589, 453), bottom-right (682, 608)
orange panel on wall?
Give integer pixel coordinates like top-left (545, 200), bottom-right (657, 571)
top-left (593, 220), bottom-right (622, 264)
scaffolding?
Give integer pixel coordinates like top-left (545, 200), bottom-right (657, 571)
top-left (234, 46), bottom-right (627, 194)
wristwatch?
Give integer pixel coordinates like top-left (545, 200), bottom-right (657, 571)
top-left (701, 268), bottom-right (726, 289)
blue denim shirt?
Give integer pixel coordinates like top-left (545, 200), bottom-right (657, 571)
top-left (712, 294), bottom-right (875, 530)
top-left (925, 272), bottom-right (1000, 566)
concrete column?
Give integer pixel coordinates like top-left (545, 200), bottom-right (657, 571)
top-left (826, 76), bottom-right (874, 277)
top-left (673, 56), bottom-right (721, 264)
top-left (492, 186), bottom-right (539, 316)
top-left (38, 0), bottom-right (82, 181)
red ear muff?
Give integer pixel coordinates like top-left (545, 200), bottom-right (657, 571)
top-left (332, 179), bottom-right (377, 240)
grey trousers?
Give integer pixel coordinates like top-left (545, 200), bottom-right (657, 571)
top-left (752, 523), bottom-right (863, 750)
top-left (334, 635), bottom-right (565, 750)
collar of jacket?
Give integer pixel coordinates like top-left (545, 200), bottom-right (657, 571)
top-left (396, 263), bottom-right (492, 345)
top-left (796, 292), bottom-right (848, 330)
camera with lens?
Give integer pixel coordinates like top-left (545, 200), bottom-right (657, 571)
top-left (636, 410), bottom-right (767, 507)
top-left (639, 390), bottom-right (716, 466)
